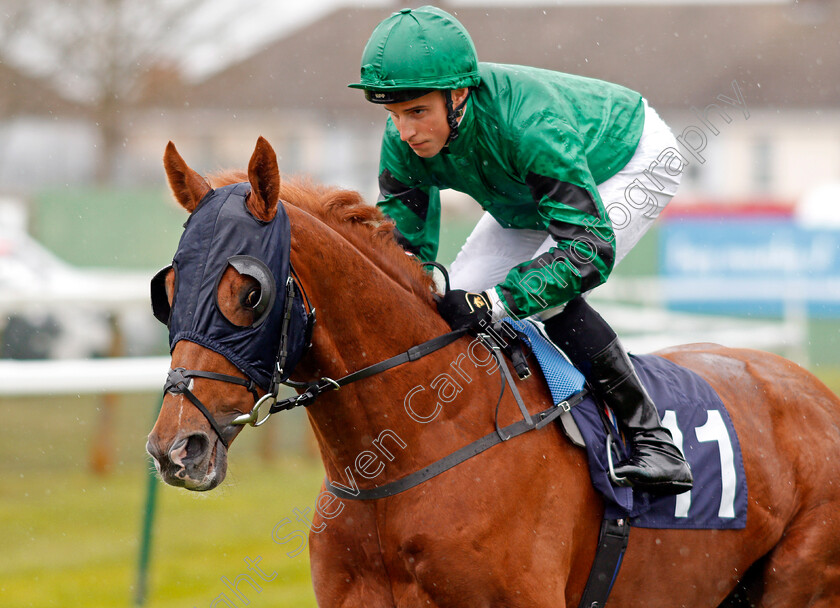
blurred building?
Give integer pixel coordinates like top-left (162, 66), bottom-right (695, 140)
top-left (2, 1), bottom-right (838, 365)
top-left (0, 61), bottom-right (96, 191)
top-left (2, 1), bottom-right (839, 207)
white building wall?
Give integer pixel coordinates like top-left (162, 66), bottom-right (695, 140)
top-left (661, 108), bottom-right (840, 204)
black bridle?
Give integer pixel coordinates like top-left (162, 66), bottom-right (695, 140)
top-left (163, 262), bottom-right (471, 449)
top-left (163, 267), bottom-right (314, 448)
top-left (163, 367), bottom-right (258, 450)
top-left (228, 260), bottom-right (469, 427)
top-left (163, 259), bottom-right (587, 503)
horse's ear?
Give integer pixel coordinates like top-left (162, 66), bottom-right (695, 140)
top-left (246, 136), bottom-right (280, 222)
top-left (163, 141), bottom-right (211, 213)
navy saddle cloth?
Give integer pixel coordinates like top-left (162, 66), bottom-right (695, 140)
top-left (508, 319), bottom-right (747, 530)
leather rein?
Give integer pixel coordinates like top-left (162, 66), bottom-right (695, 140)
top-left (164, 262), bottom-right (587, 499)
top-left (163, 262), bottom-right (472, 448)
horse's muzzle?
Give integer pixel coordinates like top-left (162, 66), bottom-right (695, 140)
top-left (146, 431), bottom-right (226, 491)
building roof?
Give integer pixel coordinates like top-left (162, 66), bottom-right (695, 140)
top-left (0, 60), bottom-right (88, 119)
top-left (172, 1), bottom-right (839, 117)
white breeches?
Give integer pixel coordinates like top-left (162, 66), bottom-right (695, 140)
top-left (449, 100), bottom-right (682, 318)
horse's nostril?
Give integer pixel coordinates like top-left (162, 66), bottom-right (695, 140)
top-left (168, 433), bottom-right (211, 468)
top-left (154, 432), bottom-right (215, 485)
top-left (184, 433), bottom-right (210, 462)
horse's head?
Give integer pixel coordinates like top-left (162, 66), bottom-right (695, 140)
top-left (146, 137), bottom-right (309, 490)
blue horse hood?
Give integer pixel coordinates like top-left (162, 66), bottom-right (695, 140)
top-left (166, 181), bottom-right (308, 391)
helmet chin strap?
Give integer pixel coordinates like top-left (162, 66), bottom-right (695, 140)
top-left (444, 89), bottom-right (470, 144)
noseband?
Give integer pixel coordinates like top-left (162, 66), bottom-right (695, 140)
top-left (164, 368), bottom-right (259, 449)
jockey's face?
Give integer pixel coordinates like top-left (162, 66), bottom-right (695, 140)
top-left (384, 88), bottom-right (469, 158)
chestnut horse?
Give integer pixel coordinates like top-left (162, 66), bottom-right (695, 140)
top-left (147, 137), bottom-right (840, 607)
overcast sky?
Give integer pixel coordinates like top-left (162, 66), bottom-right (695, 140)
top-left (182, 0), bottom-right (376, 78)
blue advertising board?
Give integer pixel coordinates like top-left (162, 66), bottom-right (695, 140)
top-left (660, 218), bottom-right (840, 317)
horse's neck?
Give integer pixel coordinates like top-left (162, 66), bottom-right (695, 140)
top-left (287, 206), bottom-right (507, 482)
top-left (288, 206), bottom-right (440, 376)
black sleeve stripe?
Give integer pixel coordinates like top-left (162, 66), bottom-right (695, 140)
top-left (525, 172), bottom-right (600, 219)
top-left (379, 169), bottom-right (431, 221)
top-left (389, 223), bottom-right (422, 256)
top-left (517, 249), bottom-right (602, 297)
top-left (498, 285), bottom-right (526, 318)
top-left (568, 242), bottom-right (612, 292)
top-left (513, 220), bottom-right (615, 295)
top-left (546, 220), bottom-right (616, 272)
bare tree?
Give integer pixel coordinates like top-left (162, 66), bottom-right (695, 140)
top-left (0, 0), bottom-right (212, 184)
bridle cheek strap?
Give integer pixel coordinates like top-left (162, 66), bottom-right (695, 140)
top-left (164, 367), bottom-right (260, 450)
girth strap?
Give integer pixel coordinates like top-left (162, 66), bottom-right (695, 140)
top-left (577, 518), bottom-right (631, 608)
top-left (268, 327), bottom-right (470, 414)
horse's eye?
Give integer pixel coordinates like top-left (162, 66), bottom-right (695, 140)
top-left (243, 287), bottom-right (261, 309)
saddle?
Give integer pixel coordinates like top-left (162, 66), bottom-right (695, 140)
top-left (498, 317), bottom-right (748, 530)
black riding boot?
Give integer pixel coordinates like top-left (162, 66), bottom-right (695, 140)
top-left (544, 296), bottom-right (693, 495)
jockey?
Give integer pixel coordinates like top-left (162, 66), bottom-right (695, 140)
top-left (350, 6), bottom-right (692, 495)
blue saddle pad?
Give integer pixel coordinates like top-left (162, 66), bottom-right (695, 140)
top-left (508, 319), bottom-right (747, 530)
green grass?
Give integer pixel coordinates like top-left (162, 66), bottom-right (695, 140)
top-left (815, 368), bottom-right (840, 396)
top-left (3, 371), bottom-right (840, 608)
top-left (0, 393), bottom-right (323, 608)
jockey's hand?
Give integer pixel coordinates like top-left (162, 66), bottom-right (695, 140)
top-left (436, 289), bottom-right (493, 331)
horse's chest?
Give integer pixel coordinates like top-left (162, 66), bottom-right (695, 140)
top-left (389, 534), bottom-right (497, 606)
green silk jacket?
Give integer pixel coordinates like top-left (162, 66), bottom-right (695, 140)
top-left (377, 62), bottom-right (645, 318)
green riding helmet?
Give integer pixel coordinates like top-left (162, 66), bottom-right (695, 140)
top-left (348, 5), bottom-right (481, 105)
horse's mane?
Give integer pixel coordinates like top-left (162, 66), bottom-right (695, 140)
top-left (209, 170), bottom-right (435, 302)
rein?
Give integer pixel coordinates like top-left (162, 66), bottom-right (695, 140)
top-left (231, 260), bottom-right (462, 427)
top-left (163, 252), bottom-right (588, 502)
top-left (232, 326), bottom-right (470, 426)
top-left (164, 260), bottom-right (471, 444)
